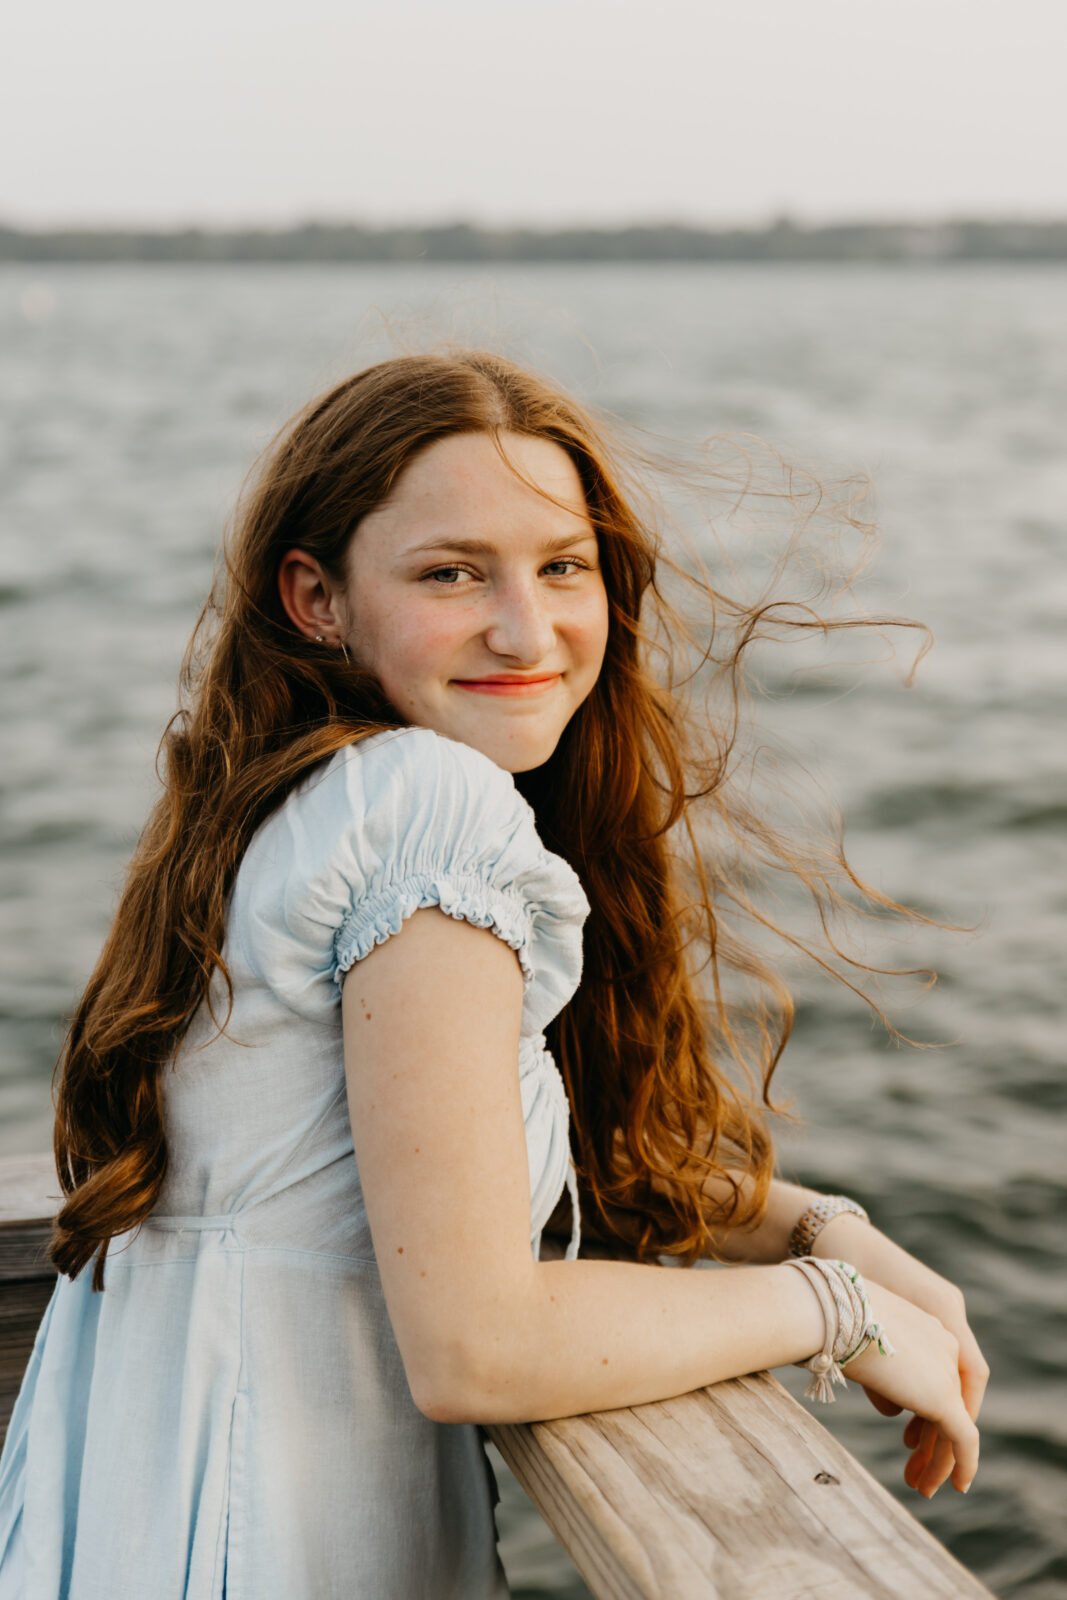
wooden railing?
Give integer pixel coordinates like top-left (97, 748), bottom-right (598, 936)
top-left (1, 1155), bottom-right (993, 1598)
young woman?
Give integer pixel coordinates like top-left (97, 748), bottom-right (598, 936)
top-left (0, 350), bottom-right (987, 1599)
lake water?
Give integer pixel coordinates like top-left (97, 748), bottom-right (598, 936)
top-left (1, 262), bottom-right (1065, 1598)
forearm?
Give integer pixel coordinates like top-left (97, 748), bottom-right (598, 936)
top-left (446, 1254), bottom-right (824, 1425)
top-left (702, 1173), bottom-right (822, 1263)
top-left (697, 1172), bottom-right (911, 1271)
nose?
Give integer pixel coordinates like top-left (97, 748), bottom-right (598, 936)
top-left (483, 579), bottom-right (557, 664)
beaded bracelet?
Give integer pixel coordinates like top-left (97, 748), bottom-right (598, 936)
top-left (788, 1194), bottom-right (869, 1259)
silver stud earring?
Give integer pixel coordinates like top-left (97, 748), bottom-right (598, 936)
top-left (313, 633), bottom-right (325, 644)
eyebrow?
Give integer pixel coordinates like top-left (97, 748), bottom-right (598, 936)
top-left (402, 531), bottom-right (598, 558)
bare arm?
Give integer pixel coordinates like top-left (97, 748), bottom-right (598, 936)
top-left (342, 909), bottom-right (823, 1421)
top-left (342, 910), bottom-right (978, 1489)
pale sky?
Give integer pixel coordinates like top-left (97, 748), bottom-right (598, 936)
top-left (4, 0), bottom-right (1065, 228)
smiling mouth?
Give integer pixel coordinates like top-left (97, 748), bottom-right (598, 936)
top-left (451, 674), bottom-right (561, 696)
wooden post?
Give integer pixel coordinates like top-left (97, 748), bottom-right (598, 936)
top-left (0, 1155), bottom-right (993, 1598)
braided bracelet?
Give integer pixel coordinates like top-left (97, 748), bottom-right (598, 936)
top-left (788, 1194), bottom-right (869, 1259)
top-left (786, 1256), bottom-right (895, 1403)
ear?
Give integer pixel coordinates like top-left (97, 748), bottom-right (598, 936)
top-left (278, 549), bottom-right (346, 643)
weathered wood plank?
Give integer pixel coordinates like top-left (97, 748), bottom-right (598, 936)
top-left (0, 1154), bottom-right (59, 1224)
top-left (0, 1153), bottom-right (59, 1283)
top-left (0, 1278), bottom-right (55, 1446)
top-left (0, 1156), bottom-right (59, 1448)
top-left (488, 1375), bottom-right (994, 1599)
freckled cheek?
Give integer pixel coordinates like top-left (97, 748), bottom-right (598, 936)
top-left (568, 594), bottom-right (611, 681)
top-left (366, 604), bottom-right (471, 696)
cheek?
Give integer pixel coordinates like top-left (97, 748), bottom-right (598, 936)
top-left (359, 597), bottom-right (465, 691)
top-left (573, 588), bottom-right (611, 676)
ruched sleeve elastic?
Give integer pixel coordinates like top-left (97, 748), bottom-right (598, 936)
top-left (233, 727), bottom-right (590, 1036)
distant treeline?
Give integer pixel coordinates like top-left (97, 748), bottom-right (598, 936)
top-left (3, 217), bottom-right (1067, 263)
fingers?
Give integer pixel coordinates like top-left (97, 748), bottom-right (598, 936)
top-left (905, 1418), bottom-right (938, 1490)
top-left (958, 1339), bottom-right (991, 1424)
top-left (946, 1407), bottom-right (980, 1493)
top-left (902, 1407), bottom-right (979, 1497)
top-left (915, 1431), bottom-right (956, 1497)
top-left (932, 1292), bottom-right (989, 1426)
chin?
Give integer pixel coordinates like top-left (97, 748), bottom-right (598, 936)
top-left (456, 726), bottom-right (562, 775)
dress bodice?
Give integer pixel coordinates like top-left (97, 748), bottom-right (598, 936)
top-left (0, 727), bottom-right (590, 1599)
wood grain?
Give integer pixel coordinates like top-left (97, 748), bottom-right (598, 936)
top-left (0, 1155), bottom-right (59, 1448)
top-left (0, 1278), bottom-right (55, 1448)
top-left (0, 1152), bottom-right (59, 1283)
top-left (488, 1375), bottom-right (995, 1599)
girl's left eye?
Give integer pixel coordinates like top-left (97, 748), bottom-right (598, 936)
top-left (423, 566), bottom-right (469, 585)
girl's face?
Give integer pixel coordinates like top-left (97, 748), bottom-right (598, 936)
top-left (337, 431), bottom-right (610, 772)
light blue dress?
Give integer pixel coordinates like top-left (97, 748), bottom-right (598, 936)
top-left (0, 727), bottom-right (590, 1600)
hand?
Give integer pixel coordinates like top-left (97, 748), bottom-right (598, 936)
top-left (813, 1213), bottom-right (989, 1495)
top-left (837, 1279), bottom-right (980, 1496)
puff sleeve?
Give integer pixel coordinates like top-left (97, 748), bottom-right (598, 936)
top-left (232, 727), bottom-right (590, 1036)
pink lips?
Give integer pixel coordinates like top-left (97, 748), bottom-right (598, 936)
top-left (451, 674), bottom-right (560, 696)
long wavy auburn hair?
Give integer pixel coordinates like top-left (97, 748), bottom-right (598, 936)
top-left (52, 348), bottom-right (934, 1290)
